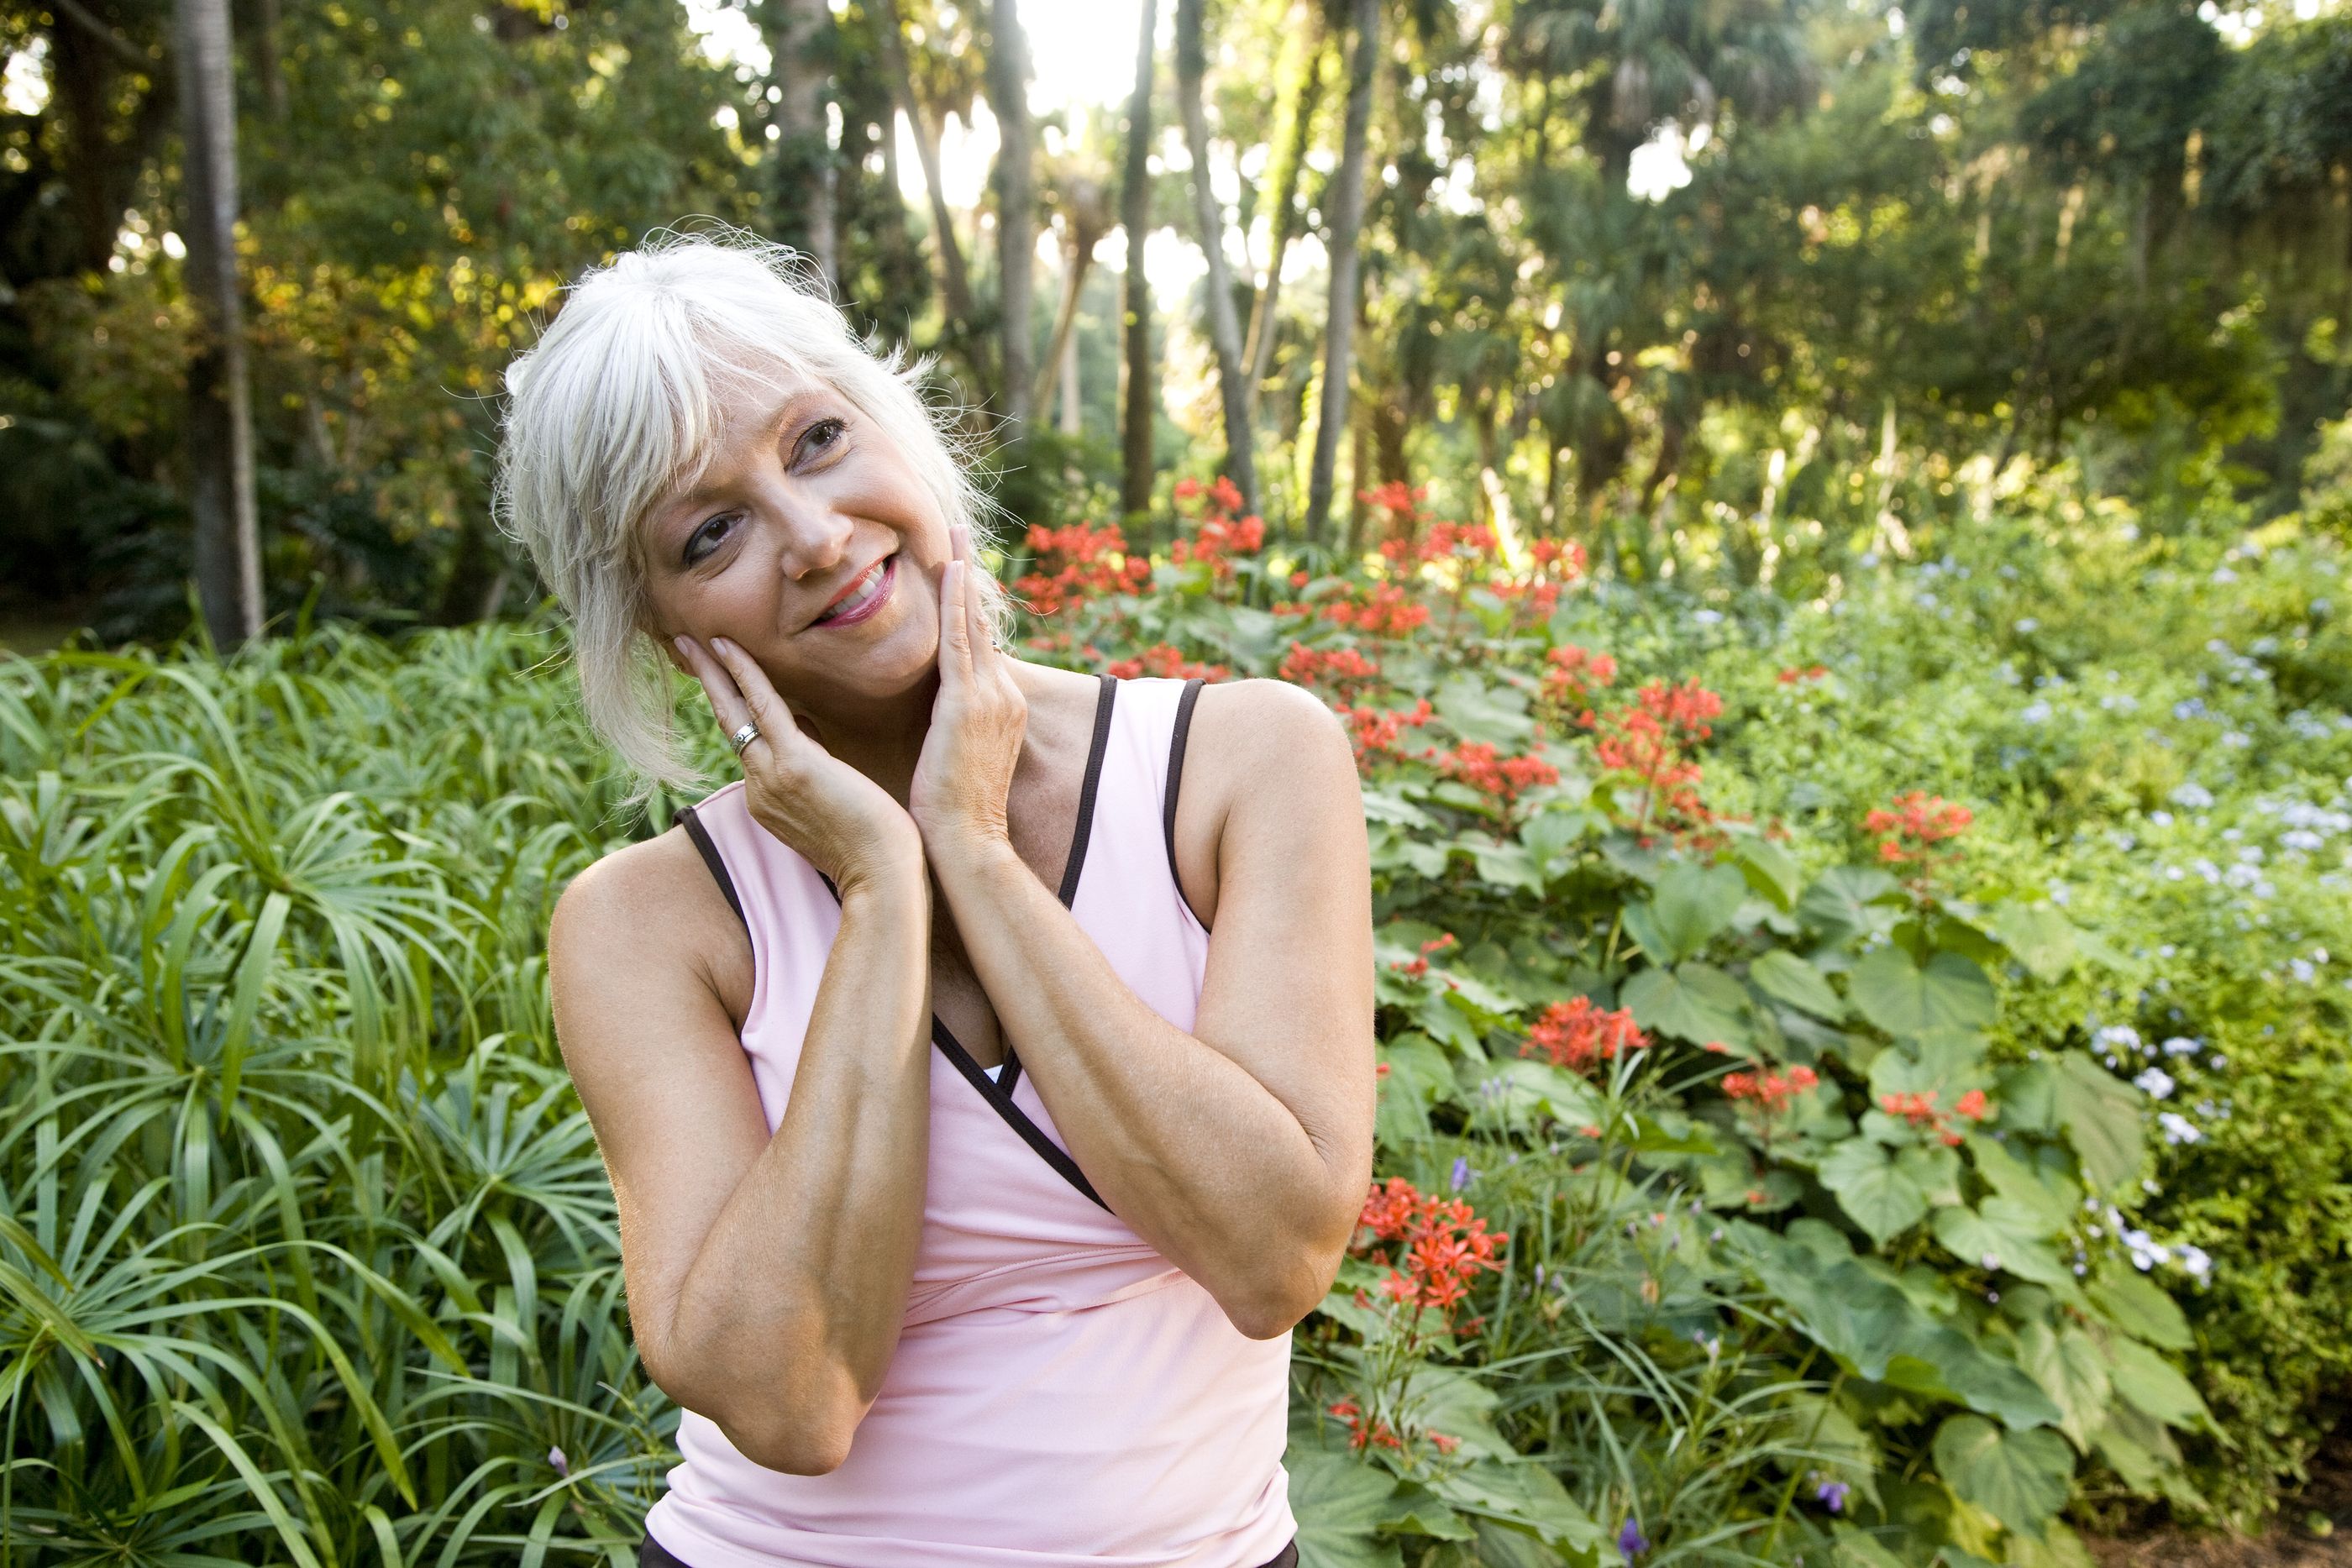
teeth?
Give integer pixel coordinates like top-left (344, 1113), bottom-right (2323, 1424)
top-left (822, 559), bottom-right (886, 621)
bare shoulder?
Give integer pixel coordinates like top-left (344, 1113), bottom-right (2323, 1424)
top-left (549, 821), bottom-right (753, 1035)
top-left (1187, 676), bottom-right (1357, 806)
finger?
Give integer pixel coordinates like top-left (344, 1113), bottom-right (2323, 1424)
top-left (938, 556), bottom-right (974, 680)
top-left (706, 636), bottom-right (801, 748)
top-left (674, 635), bottom-right (750, 735)
top-left (957, 524), bottom-right (994, 667)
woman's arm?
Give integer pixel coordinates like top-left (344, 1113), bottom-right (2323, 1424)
top-left (549, 836), bottom-right (932, 1473)
top-left (926, 678), bottom-right (1378, 1339)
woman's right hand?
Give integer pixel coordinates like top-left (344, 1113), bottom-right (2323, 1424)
top-left (675, 634), bottom-right (925, 896)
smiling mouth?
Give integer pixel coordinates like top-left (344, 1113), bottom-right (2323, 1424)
top-left (811, 553), bottom-right (897, 627)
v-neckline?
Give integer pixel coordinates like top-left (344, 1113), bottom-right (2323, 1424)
top-left (806, 670), bottom-right (1119, 1209)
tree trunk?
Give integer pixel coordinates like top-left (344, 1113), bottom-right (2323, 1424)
top-left (1175, 0), bottom-right (1258, 516)
top-left (760, 0), bottom-right (837, 283)
top-left (874, 0), bottom-right (976, 327)
top-left (1119, 0), bottom-right (1159, 518)
top-left (1242, 3), bottom-right (1326, 422)
top-left (176, 0), bottom-right (261, 648)
top-left (1031, 178), bottom-right (1110, 418)
top-left (1305, 0), bottom-right (1378, 545)
top-left (986, 0), bottom-right (1037, 432)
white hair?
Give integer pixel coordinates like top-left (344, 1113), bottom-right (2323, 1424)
top-left (491, 224), bottom-right (1012, 799)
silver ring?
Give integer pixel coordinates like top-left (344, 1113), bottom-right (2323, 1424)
top-left (727, 721), bottom-right (760, 757)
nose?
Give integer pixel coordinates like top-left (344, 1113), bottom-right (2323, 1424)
top-left (759, 485), bottom-right (854, 590)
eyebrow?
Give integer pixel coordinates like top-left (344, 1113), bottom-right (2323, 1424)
top-left (657, 387), bottom-right (828, 528)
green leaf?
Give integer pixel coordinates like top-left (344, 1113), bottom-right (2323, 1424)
top-left (1850, 946), bottom-right (1998, 1038)
top-left (1726, 831), bottom-right (1806, 910)
top-left (2018, 1321), bottom-right (2111, 1451)
top-left (1801, 867), bottom-right (1903, 945)
top-left (2051, 1055), bottom-right (2145, 1193)
top-left (1733, 1227), bottom-right (2062, 1431)
top-left (1831, 1526), bottom-right (1912, 1568)
top-left (1819, 1139), bottom-right (1930, 1244)
top-left (1968, 1138), bottom-right (2080, 1234)
top-left (1748, 949), bottom-right (1851, 1020)
top-left (1932, 1415), bottom-right (2074, 1539)
top-left (1621, 960), bottom-right (1751, 1048)
top-left (1431, 1458), bottom-right (1608, 1558)
top-left (1289, 1450), bottom-right (1408, 1568)
top-left (1982, 903), bottom-right (2081, 983)
top-left (1931, 1201), bottom-right (2076, 1293)
top-left (1377, 1482), bottom-right (1475, 1541)
top-left (1520, 808), bottom-right (1595, 882)
top-left (2104, 1335), bottom-right (2212, 1432)
top-left (2086, 1266), bottom-right (2193, 1351)
top-left (1433, 673), bottom-right (1536, 747)
top-left (1622, 862), bottom-right (1749, 964)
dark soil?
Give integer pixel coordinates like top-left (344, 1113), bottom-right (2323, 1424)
top-left (2090, 1435), bottom-right (2352, 1568)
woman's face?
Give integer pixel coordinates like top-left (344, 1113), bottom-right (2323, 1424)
top-left (635, 372), bottom-right (952, 716)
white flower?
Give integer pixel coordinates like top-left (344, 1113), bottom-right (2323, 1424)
top-left (2175, 1244), bottom-right (2213, 1280)
top-left (2291, 959), bottom-right (2317, 983)
top-left (2134, 1067), bottom-right (2176, 1100)
top-left (2015, 616), bottom-right (2040, 632)
top-left (2170, 782), bottom-right (2215, 809)
top-left (1693, 608), bottom-right (1725, 625)
top-left (2095, 1025), bottom-right (2144, 1053)
top-left (2020, 700), bottom-right (2054, 724)
top-left (2159, 1111), bottom-right (2204, 1146)
top-left (2150, 810), bottom-right (2174, 826)
top-left (2161, 1036), bottom-right (2201, 1057)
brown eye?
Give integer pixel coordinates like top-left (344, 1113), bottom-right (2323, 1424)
top-left (684, 513), bottom-right (737, 566)
top-left (797, 417), bottom-right (848, 464)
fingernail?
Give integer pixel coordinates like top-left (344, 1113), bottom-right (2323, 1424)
top-left (673, 635), bottom-right (690, 657)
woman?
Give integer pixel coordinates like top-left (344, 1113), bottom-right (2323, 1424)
top-left (494, 229), bottom-right (1376, 1568)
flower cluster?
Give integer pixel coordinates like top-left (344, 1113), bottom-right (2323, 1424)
top-left (1356, 1176), bottom-right (1510, 1317)
top-left (1423, 740), bottom-right (1561, 809)
top-left (1389, 931), bottom-right (1457, 978)
top-left (1012, 521), bottom-right (1150, 617)
top-left (1333, 697), bottom-right (1436, 766)
top-left (1320, 583), bottom-right (1432, 637)
top-left (1105, 642), bottom-right (1230, 681)
top-left (1378, 518), bottom-right (1501, 570)
top-left (1540, 644), bottom-right (1620, 711)
top-left (1878, 1087), bottom-right (1992, 1146)
top-left (1279, 642), bottom-right (1383, 695)
top-left (1866, 791), bottom-right (1973, 870)
top-left (1169, 476), bottom-right (1265, 584)
top-left (1582, 679), bottom-right (1728, 849)
top-left (1325, 1398), bottom-right (1460, 1457)
top-left (1722, 1064), bottom-right (1819, 1114)
top-left (1777, 663), bottom-right (1830, 684)
top-left (1519, 996), bottom-right (1650, 1073)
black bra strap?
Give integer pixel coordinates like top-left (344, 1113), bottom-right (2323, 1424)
top-left (1162, 677), bottom-right (1207, 928)
top-left (674, 672), bottom-right (1123, 1211)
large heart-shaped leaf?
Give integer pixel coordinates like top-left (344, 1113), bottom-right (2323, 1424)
top-left (1933, 1416), bottom-right (2074, 1539)
top-left (1983, 903), bottom-right (2082, 984)
top-left (2051, 1054), bottom-right (2145, 1193)
top-left (1819, 1139), bottom-right (1929, 1244)
top-left (1932, 1202), bottom-right (2076, 1294)
top-left (1800, 868), bottom-right (1903, 945)
top-left (1849, 947), bottom-right (1998, 1038)
top-left (1621, 862), bottom-right (1749, 965)
top-left (1621, 961), bottom-right (1751, 1048)
top-left (2103, 1335), bottom-right (2212, 1432)
top-left (1749, 949), bottom-right (1850, 1020)
top-left (1290, 1450), bottom-right (1408, 1568)
top-left (2086, 1265), bottom-right (2193, 1351)
top-left (1433, 673), bottom-right (1536, 747)
top-left (2018, 1320), bottom-right (2111, 1450)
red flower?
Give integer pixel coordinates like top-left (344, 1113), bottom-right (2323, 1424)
top-left (1426, 740), bottom-right (1561, 807)
top-left (1013, 521), bottom-right (1150, 617)
top-left (1520, 996), bottom-right (1650, 1073)
top-left (1353, 1177), bottom-right (1509, 1324)
top-left (1105, 642), bottom-right (1229, 681)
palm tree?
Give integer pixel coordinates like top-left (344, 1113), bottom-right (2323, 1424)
top-left (1305, 0), bottom-right (1379, 545)
top-left (175, 0), bottom-right (261, 648)
top-left (1175, 0), bottom-right (1259, 516)
top-left (1120, 0), bottom-right (1161, 518)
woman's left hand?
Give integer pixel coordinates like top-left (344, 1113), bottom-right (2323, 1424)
top-left (910, 522), bottom-right (1028, 861)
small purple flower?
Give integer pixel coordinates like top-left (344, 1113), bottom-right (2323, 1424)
top-left (1618, 1517), bottom-right (1650, 1557)
top-left (548, 1445), bottom-right (570, 1477)
top-left (1450, 1156), bottom-right (1473, 1192)
top-left (1815, 1479), bottom-right (1850, 1513)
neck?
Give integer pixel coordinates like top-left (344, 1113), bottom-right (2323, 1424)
top-left (791, 668), bottom-right (940, 806)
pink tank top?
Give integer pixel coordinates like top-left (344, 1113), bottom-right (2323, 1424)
top-left (644, 674), bottom-right (1297, 1568)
